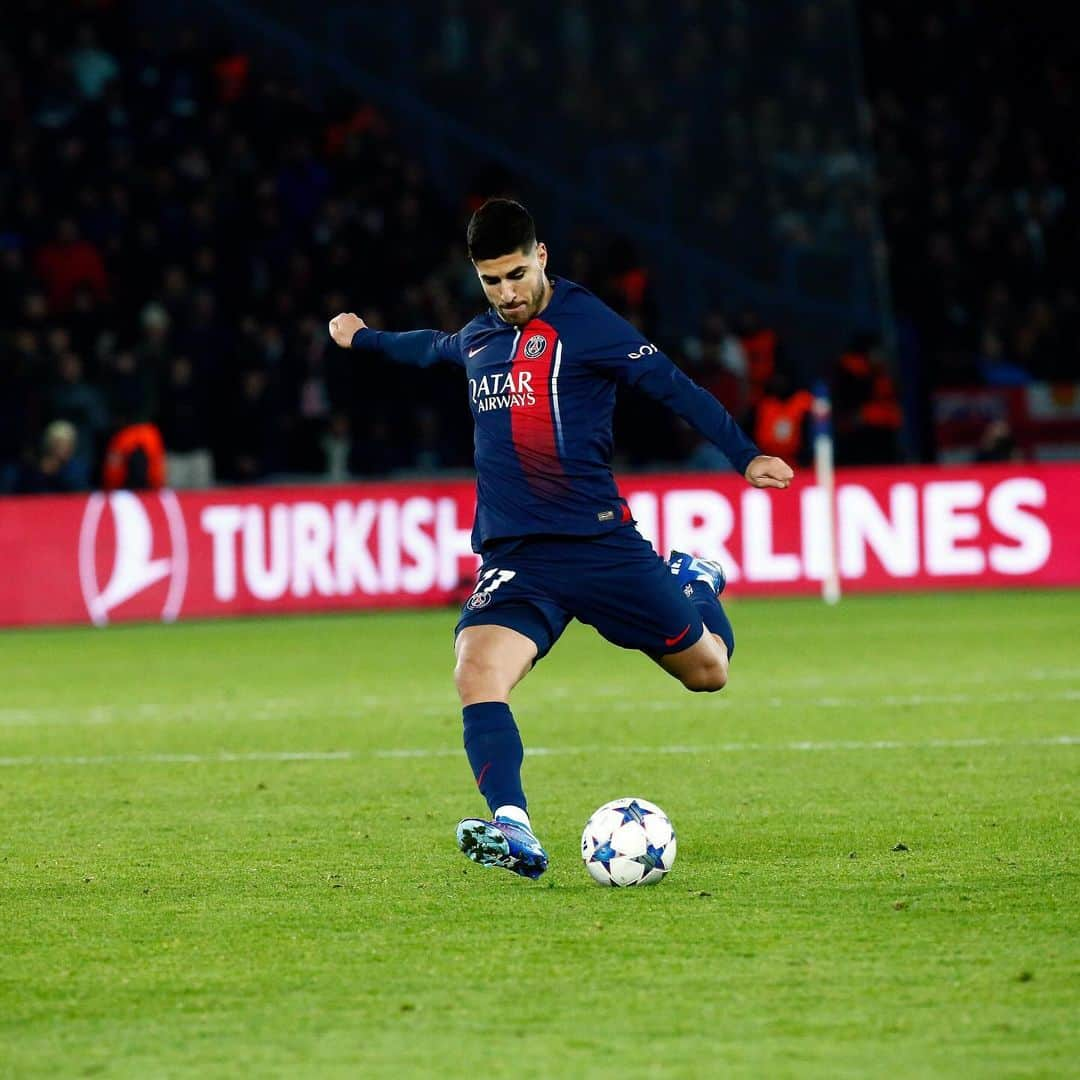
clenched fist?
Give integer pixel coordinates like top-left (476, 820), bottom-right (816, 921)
top-left (328, 312), bottom-right (366, 348)
top-left (744, 455), bottom-right (794, 489)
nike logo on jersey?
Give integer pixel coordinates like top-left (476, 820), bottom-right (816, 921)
top-left (664, 624), bottom-right (692, 647)
top-left (468, 344), bottom-right (489, 358)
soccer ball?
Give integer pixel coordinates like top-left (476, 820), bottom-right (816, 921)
top-left (581, 797), bottom-right (677, 887)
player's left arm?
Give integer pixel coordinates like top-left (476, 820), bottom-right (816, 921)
top-left (587, 333), bottom-right (793, 488)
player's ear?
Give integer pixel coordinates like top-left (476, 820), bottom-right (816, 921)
top-left (535, 242), bottom-right (547, 270)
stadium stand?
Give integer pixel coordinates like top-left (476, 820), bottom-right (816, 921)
top-left (860, 4), bottom-right (1080, 459)
top-left (1, 2), bottom-right (1075, 493)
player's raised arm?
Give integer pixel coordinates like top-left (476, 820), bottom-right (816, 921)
top-left (584, 324), bottom-right (792, 489)
top-left (328, 312), bottom-right (462, 368)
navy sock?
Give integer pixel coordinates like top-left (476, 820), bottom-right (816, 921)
top-left (462, 701), bottom-right (526, 816)
top-left (688, 580), bottom-right (735, 657)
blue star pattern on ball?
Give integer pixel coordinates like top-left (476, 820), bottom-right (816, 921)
top-left (634, 842), bottom-right (668, 871)
top-left (618, 799), bottom-right (653, 826)
top-left (589, 840), bottom-right (617, 871)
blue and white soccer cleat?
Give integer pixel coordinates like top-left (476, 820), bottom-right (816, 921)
top-left (456, 815), bottom-right (549, 879)
top-left (667, 550), bottom-right (727, 597)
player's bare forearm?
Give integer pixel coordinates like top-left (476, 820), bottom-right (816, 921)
top-left (328, 312), bottom-right (366, 347)
top-left (744, 455), bottom-right (794, 489)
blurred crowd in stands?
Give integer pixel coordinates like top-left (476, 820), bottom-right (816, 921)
top-left (1, 3), bottom-right (471, 494)
top-left (863, 4), bottom-right (1078, 390)
top-left (350, 0), bottom-right (877, 281)
top-left (0, 1), bottom-right (1071, 495)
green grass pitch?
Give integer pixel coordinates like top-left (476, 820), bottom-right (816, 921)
top-left (1, 590), bottom-right (1077, 1078)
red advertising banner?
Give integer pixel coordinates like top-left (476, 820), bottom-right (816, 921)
top-left (1, 464), bottom-right (1077, 628)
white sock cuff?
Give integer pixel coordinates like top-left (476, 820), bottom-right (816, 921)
top-left (494, 805), bottom-right (531, 828)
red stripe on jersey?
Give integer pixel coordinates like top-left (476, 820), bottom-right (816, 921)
top-left (509, 319), bottom-right (566, 495)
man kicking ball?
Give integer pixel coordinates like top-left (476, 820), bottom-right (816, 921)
top-left (330, 198), bottom-right (793, 878)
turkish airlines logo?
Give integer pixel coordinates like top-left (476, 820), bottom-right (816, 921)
top-left (78, 491), bottom-right (189, 626)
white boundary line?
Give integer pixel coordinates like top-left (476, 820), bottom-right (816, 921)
top-left (0, 736), bottom-right (1075, 769)
top-left (2, 687), bottom-right (1078, 728)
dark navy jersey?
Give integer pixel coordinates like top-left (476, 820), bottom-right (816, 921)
top-left (351, 277), bottom-right (760, 551)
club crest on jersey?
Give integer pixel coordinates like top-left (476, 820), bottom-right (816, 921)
top-left (466, 591), bottom-right (492, 610)
top-left (523, 334), bottom-right (547, 359)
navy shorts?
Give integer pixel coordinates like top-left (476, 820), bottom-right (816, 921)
top-left (454, 524), bottom-right (705, 661)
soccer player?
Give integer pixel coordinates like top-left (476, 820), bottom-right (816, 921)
top-left (329, 199), bottom-right (793, 879)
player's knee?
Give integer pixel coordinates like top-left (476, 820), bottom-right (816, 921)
top-left (682, 655), bottom-right (728, 693)
top-left (454, 652), bottom-right (508, 702)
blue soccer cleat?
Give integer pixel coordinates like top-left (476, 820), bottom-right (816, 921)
top-left (667, 550), bottom-right (727, 597)
top-left (456, 815), bottom-right (549, 879)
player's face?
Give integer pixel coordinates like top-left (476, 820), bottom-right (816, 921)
top-left (474, 243), bottom-right (551, 326)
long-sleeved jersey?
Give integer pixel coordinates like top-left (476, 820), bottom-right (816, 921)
top-left (351, 277), bottom-right (760, 551)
